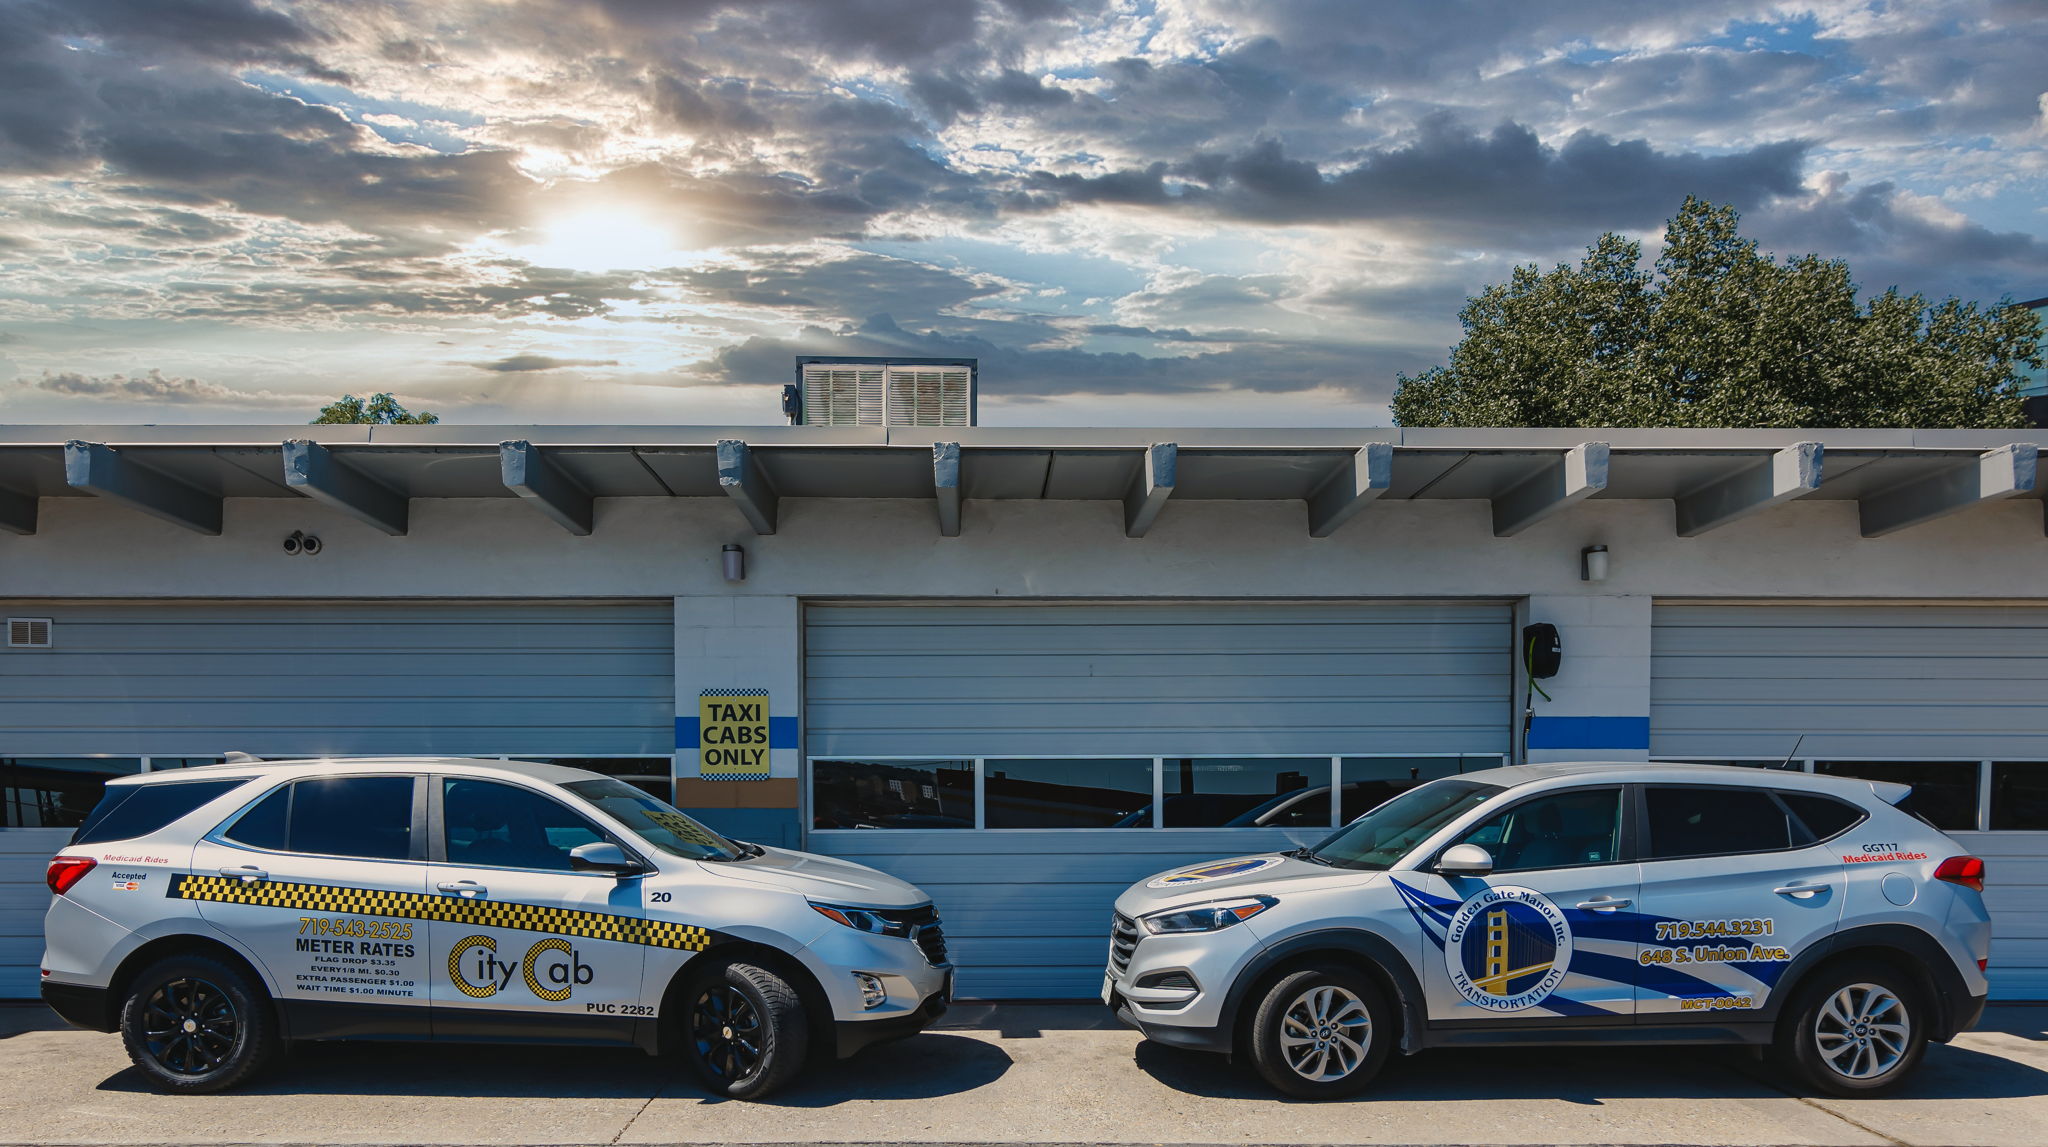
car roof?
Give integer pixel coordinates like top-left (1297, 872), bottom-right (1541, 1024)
top-left (1456, 760), bottom-right (1909, 806)
top-left (105, 756), bottom-right (605, 787)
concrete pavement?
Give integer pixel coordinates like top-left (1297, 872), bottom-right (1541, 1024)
top-left (0, 1002), bottom-right (2043, 1146)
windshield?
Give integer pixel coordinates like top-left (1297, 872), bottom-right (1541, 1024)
top-left (561, 777), bottom-right (743, 861)
top-left (1308, 777), bottom-right (1502, 870)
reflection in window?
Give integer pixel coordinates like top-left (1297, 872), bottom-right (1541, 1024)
top-left (1991, 763), bottom-right (2048, 830)
top-left (1816, 761), bottom-right (1979, 831)
top-left (515, 757), bottom-right (674, 803)
top-left (1, 758), bottom-right (143, 827)
top-left (1645, 786), bottom-right (1797, 858)
top-left (985, 759), bottom-right (1152, 828)
top-left (148, 758), bottom-right (227, 769)
top-left (1339, 758), bottom-right (1493, 823)
top-left (813, 760), bottom-right (974, 829)
top-left (1456, 788), bottom-right (1622, 872)
top-left (444, 779), bottom-right (606, 871)
top-left (1160, 758), bottom-right (1328, 828)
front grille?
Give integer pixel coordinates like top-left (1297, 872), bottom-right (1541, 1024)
top-left (1109, 913), bottom-right (1139, 974)
top-left (877, 904), bottom-right (948, 966)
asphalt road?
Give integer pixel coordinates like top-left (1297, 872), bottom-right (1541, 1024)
top-left (0, 1002), bottom-right (2042, 1146)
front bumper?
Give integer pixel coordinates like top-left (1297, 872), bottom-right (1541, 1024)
top-left (1101, 911), bottom-right (1263, 1055)
top-left (835, 982), bottom-right (951, 1058)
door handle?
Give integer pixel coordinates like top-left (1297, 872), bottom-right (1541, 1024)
top-left (1774, 882), bottom-right (1827, 898)
top-left (1575, 896), bottom-right (1631, 911)
top-left (438, 880), bottom-right (487, 898)
top-left (218, 865), bottom-right (267, 882)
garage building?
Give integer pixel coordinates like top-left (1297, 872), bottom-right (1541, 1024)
top-left (1, 425), bottom-right (2044, 1002)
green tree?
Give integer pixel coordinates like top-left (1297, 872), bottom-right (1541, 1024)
top-left (1391, 197), bottom-right (2042, 428)
top-left (310, 392), bottom-right (440, 425)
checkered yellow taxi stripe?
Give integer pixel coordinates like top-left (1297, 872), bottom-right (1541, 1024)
top-left (168, 874), bottom-right (713, 951)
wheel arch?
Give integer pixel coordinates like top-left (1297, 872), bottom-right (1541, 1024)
top-left (1766, 924), bottom-right (1974, 1043)
top-left (1222, 929), bottom-right (1428, 1056)
top-left (656, 939), bottom-right (833, 1059)
top-left (104, 934), bottom-right (275, 1034)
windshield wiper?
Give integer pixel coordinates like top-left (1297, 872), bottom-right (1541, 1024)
top-left (1283, 846), bottom-right (1333, 866)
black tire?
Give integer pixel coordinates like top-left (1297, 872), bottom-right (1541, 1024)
top-left (1246, 964), bottom-right (1394, 1100)
top-left (1772, 959), bottom-right (1927, 1097)
top-left (118, 952), bottom-right (280, 1094)
top-left (681, 959), bottom-right (809, 1100)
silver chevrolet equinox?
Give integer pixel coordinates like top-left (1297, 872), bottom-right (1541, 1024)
top-left (1105, 762), bottom-right (1990, 1099)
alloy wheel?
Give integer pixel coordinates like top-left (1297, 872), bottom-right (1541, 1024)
top-left (1813, 982), bottom-right (1910, 1080)
top-left (139, 978), bottom-right (239, 1076)
top-left (692, 985), bottom-right (764, 1081)
top-left (1279, 984), bottom-right (1371, 1082)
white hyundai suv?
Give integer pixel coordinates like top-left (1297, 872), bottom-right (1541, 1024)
top-left (40, 758), bottom-right (952, 1098)
top-left (1105, 762), bottom-right (1991, 1099)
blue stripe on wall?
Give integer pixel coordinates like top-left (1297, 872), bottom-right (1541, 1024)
top-left (676, 715), bottom-right (799, 749)
top-left (1527, 715), bottom-right (1650, 751)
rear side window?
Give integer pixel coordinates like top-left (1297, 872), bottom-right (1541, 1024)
top-left (1778, 792), bottom-right (1866, 842)
top-left (220, 777), bottom-right (417, 860)
top-left (74, 779), bottom-right (251, 846)
top-left (1645, 786), bottom-right (1797, 859)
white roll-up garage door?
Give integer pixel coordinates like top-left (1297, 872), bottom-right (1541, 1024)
top-left (1652, 603), bottom-right (2048, 1000)
top-left (804, 600), bottom-right (1514, 997)
top-left (0, 599), bottom-right (673, 997)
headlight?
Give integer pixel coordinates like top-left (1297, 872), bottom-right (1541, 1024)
top-left (812, 903), bottom-right (915, 937)
top-left (1140, 896), bottom-right (1276, 935)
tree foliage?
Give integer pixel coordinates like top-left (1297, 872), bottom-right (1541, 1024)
top-left (310, 393), bottom-right (440, 425)
top-left (1391, 197), bottom-right (2042, 428)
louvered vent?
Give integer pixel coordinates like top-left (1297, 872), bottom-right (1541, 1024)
top-left (800, 365), bottom-right (885, 426)
top-left (7, 617), bottom-right (51, 648)
top-left (885, 366), bottom-right (971, 427)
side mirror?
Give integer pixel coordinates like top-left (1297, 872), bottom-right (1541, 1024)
top-left (570, 841), bottom-right (644, 876)
top-left (1436, 843), bottom-right (1494, 877)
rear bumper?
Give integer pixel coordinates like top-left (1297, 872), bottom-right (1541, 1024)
top-left (833, 982), bottom-right (950, 1058)
top-left (1940, 991), bottom-right (1987, 1042)
top-left (41, 980), bottom-right (116, 1033)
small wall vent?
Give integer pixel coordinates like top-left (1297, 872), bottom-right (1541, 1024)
top-left (7, 617), bottom-right (52, 648)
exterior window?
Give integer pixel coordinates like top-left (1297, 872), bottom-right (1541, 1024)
top-left (1338, 758), bottom-right (1487, 822)
top-left (1160, 758), bottom-right (1329, 828)
top-left (1990, 763), bottom-right (2048, 830)
top-left (1778, 792), bottom-right (1865, 842)
top-left (240, 777), bottom-right (417, 860)
top-left (984, 759), bottom-right (1152, 828)
top-left (148, 758), bottom-right (228, 769)
top-left (812, 759), bottom-right (973, 829)
top-left (1645, 786), bottom-right (1797, 859)
top-left (515, 758), bottom-right (674, 803)
top-left (73, 779), bottom-right (252, 846)
top-left (1, 758), bottom-right (142, 827)
top-left (1455, 788), bottom-right (1622, 873)
top-left (444, 779), bottom-right (607, 871)
top-left (1816, 761), bottom-right (1978, 831)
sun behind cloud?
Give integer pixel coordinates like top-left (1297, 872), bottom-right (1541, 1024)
top-left (503, 205), bottom-right (696, 274)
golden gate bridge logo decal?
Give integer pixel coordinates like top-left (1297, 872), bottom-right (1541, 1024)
top-left (1442, 886), bottom-right (1573, 1011)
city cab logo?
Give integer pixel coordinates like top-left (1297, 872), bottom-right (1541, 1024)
top-left (1147, 856), bottom-right (1285, 888)
top-left (1443, 886), bottom-right (1572, 1012)
top-left (448, 935), bottom-right (594, 1002)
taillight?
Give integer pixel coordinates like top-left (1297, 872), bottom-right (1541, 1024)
top-left (1934, 856), bottom-right (1985, 893)
top-left (46, 856), bottom-right (96, 895)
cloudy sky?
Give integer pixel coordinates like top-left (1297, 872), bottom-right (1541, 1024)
top-left (0, 0), bottom-right (2043, 427)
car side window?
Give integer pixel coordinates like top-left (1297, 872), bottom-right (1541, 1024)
top-left (443, 778), bottom-right (607, 872)
top-left (1778, 792), bottom-right (1866, 843)
top-left (1452, 787), bottom-right (1622, 873)
top-left (1644, 786), bottom-right (1796, 860)
top-left (222, 777), bottom-right (417, 860)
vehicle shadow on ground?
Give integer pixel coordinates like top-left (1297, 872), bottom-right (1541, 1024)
top-left (92, 1032), bottom-right (1011, 1102)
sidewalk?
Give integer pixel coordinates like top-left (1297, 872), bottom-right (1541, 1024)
top-left (0, 1003), bottom-right (2042, 1146)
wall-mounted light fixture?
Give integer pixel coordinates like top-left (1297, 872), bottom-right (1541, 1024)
top-left (1580, 544), bottom-right (1609, 582)
top-left (722, 543), bottom-right (746, 582)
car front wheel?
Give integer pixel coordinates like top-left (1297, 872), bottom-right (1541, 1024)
top-left (1246, 964), bottom-right (1393, 1099)
top-left (119, 952), bottom-right (280, 1094)
top-left (1775, 960), bottom-right (1927, 1096)
top-left (682, 959), bottom-right (809, 1100)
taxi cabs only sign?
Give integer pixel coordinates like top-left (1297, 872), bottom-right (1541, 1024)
top-left (699, 688), bottom-right (771, 779)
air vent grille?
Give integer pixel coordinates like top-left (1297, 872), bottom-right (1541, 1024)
top-left (7, 617), bottom-right (52, 648)
top-left (800, 366), bottom-right (885, 427)
top-left (885, 367), bottom-right (971, 427)
top-left (800, 361), bottom-right (973, 426)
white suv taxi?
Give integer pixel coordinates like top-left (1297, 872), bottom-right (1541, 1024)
top-left (40, 758), bottom-right (952, 1098)
top-left (1106, 762), bottom-right (1991, 1099)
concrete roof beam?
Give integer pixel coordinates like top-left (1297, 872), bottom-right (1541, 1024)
top-left (717, 439), bottom-right (779, 535)
top-left (63, 441), bottom-right (222, 535)
top-left (1307, 443), bottom-right (1393, 538)
top-left (282, 440), bottom-right (408, 536)
top-left (0, 485), bottom-right (35, 535)
top-left (501, 440), bottom-right (593, 536)
top-left (934, 442), bottom-right (961, 538)
top-left (1492, 442), bottom-right (1609, 538)
top-left (1858, 443), bottom-right (2038, 538)
top-left (1124, 442), bottom-right (1177, 538)
top-left (1675, 441), bottom-right (1824, 537)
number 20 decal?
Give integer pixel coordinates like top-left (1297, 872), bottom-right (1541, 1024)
top-left (650, 892), bottom-right (673, 903)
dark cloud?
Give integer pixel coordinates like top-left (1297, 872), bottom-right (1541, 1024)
top-left (472, 354), bottom-right (620, 372)
top-left (11, 368), bottom-right (297, 406)
top-left (1748, 178), bottom-right (2048, 303)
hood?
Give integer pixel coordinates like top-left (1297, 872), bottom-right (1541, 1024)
top-left (1116, 852), bottom-right (1375, 915)
top-left (700, 844), bottom-right (930, 908)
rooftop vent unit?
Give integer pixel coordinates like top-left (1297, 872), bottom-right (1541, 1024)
top-left (789, 357), bottom-right (976, 428)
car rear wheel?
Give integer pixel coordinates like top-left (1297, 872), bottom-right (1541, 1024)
top-left (119, 952), bottom-right (280, 1094)
top-left (1246, 964), bottom-right (1393, 1099)
top-left (1775, 960), bottom-right (1926, 1097)
top-left (682, 959), bottom-right (809, 1100)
